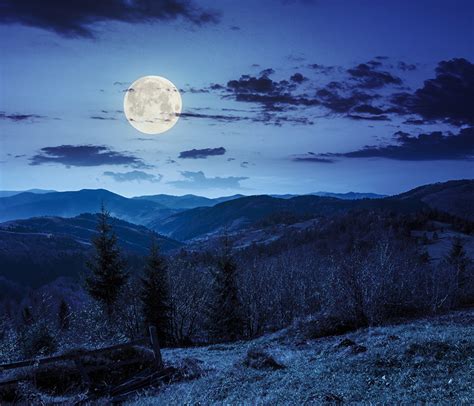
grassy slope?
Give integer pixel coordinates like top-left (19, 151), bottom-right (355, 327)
top-left (129, 309), bottom-right (473, 405)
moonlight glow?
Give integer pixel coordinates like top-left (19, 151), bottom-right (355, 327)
top-left (124, 76), bottom-right (182, 135)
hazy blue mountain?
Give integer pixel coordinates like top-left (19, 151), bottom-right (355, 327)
top-left (0, 213), bottom-right (182, 287)
top-left (0, 188), bottom-right (57, 197)
top-left (133, 193), bottom-right (244, 209)
top-left (393, 179), bottom-right (474, 221)
top-left (149, 194), bottom-right (427, 241)
top-left (310, 191), bottom-right (386, 199)
top-left (272, 192), bottom-right (386, 200)
top-left (0, 189), bottom-right (178, 224)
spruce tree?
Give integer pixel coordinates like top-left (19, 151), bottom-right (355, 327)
top-left (58, 299), bottom-right (70, 331)
top-left (140, 238), bottom-right (172, 345)
top-left (85, 204), bottom-right (128, 319)
top-left (207, 236), bottom-right (244, 342)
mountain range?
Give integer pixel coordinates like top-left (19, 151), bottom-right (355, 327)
top-left (0, 179), bottom-right (472, 287)
top-left (0, 180), bottom-right (472, 241)
top-left (0, 213), bottom-right (181, 287)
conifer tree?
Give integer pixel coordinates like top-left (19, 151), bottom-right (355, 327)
top-left (58, 299), bottom-right (70, 331)
top-left (140, 237), bottom-right (172, 345)
top-left (85, 204), bottom-right (128, 319)
top-left (207, 235), bottom-right (244, 342)
top-left (22, 306), bottom-right (34, 325)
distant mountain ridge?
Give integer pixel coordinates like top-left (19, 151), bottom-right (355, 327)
top-left (0, 189), bottom-right (177, 224)
top-left (0, 189), bottom-right (57, 198)
top-left (0, 181), bottom-right (471, 240)
top-left (0, 213), bottom-right (182, 287)
top-left (149, 194), bottom-right (426, 241)
top-left (133, 193), bottom-right (244, 209)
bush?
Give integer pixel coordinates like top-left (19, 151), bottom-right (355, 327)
top-left (19, 324), bottom-right (57, 358)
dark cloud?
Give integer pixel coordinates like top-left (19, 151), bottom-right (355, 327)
top-left (204, 57), bottom-right (472, 125)
top-left (0, 112), bottom-right (47, 122)
top-left (178, 111), bottom-right (245, 122)
top-left (90, 115), bottom-right (117, 121)
top-left (308, 63), bottom-right (336, 74)
top-left (168, 171), bottom-right (248, 190)
top-left (179, 147), bottom-right (226, 159)
top-left (391, 58), bottom-right (474, 125)
top-left (320, 127), bottom-right (474, 161)
top-left (179, 109), bottom-right (313, 126)
top-left (229, 25), bottom-right (240, 31)
top-left (316, 88), bottom-right (377, 114)
top-left (103, 170), bottom-right (162, 183)
top-left (292, 153), bottom-right (335, 163)
top-left (347, 63), bottom-right (402, 89)
top-left (0, 0), bottom-right (219, 38)
top-left (346, 114), bottom-right (391, 121)
top-left (290, 73), bottom-right (307, 83)
top-left (30, 145), bottom-right (150, 168)
top-left (398, 61), bottom-right (417, 71)
top-left (352, 104), bottom-right (386, 115)
top-left (366, 60), bottom-right (383, 68)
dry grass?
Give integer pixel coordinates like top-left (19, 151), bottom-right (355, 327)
top-left (128, 309), bottom-right (474, 405)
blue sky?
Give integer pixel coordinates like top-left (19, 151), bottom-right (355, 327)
top-left (1, 0), bottom-right (473, 197)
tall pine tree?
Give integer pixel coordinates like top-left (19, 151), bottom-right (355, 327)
top-left (207, 235), bottom-right (244, 342)
top-left (58, 299), bottom-right (70, 331)
top-left (140, 237), bottom-right (172, 345)
top-left (85, 204), bottom-right (128, 319)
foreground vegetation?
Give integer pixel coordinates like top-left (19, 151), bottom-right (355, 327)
top-left (0, 204), bottom-right (473, 403)
top-left (129, 309), bottom-right (473, 404)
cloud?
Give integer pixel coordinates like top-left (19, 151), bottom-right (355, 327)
top-left (315, 87), bottom-right (379, 114)
top-left (319, 127), bottom-right (474, 161)
top-left (29, 145), bottom-right (150, 168)
top-left (391, 58), bottom-right (474, 125)
top-left (347, 63), bottom-right (402, 89)
top-left (292, 152), bottom-right (335, 163)
top-left (0, 112), bottom-right (47, 122)
top-left (103, 170), bottom-right (162, 183)
top-left (179, 147), bottom-right (226, 159)
top-left (346, 114), bottom-right (391, 121)
top-left (90, 115), bottom-right (117, 121)
top-left (290, 73), bottom-right (307, 83)
top-left (178, 111), bottom-right (245, 122)
top-left (0, 0), bottom-right (219, 38)
top-left (168, 171), bottom-right (248, 190)
top-left (398, 61), bottom-right (417, 71)
top-left (179, 109), bottom-right (313, 126)
top-left (308, 63), bottom-right (336, 74)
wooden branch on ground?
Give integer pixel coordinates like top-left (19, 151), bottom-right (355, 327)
top-left (0, 338), bottom-right (147, 372)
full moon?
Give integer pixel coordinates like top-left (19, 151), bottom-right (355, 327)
top-left (124, 75), bottom-right (182, 135)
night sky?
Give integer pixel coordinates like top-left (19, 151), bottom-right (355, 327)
top-left (1, 0), bottom-right (473, 197)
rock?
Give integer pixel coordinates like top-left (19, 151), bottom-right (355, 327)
top-left (175, 357), bottom-right (204, 380)
top-left (324, 392), bottom-right (344, 402)
top-left (243, 348), bottom-right (285, 370)
top-left (351, 344), bottom-right (367, 354)
top-left (337, 338), bottom-right (356, 348)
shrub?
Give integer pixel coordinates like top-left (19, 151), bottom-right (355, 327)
top-left (19, 323), bottom-right (57, 358)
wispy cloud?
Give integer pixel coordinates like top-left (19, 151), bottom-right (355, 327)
top-left (103, 170), bottom-right (162, 183)
top-left (316, 127), bottom-right (474, 161)
top-left (30, 145), bottom-right (151, 168)
top-left (168, 171), bottom-right (248, 190)
top-left (0, 0), bottom-right (219, 38)
top-left (179, 147), bottom-right (226, 159)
